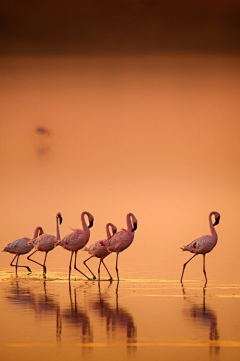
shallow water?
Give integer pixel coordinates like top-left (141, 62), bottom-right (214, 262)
top-left (1, 53), bottom-right (240, 360)
top-left (1, 272), bottom-right (240, 361)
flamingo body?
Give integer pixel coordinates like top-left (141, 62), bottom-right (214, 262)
top-left (3, 237), bottom-right (34, 255)
top-left (100, 213), bottom-right (138, 281)
top-left (85, 240), bottom-right (108, 258)
top-left (181, 234), bottom-right (218, 255)
top-left (31, 234), bottom-right (58, 252)
top-left (85, 223), bottom-right (117, 259)
top-left (180, 211), bottom-right (220, 285)
top-left (83, 223), bottom-right (117, 280)
top-left (27, 212), bottom-right (62, 276)
top-left (104, 228), bottom-right (134, 253)
top-left (2, 226), bottom-right (44, 274)
top-left (55, 211), bottom-right (94, 280)
top-left (57, 228), bottom-right (90, 252)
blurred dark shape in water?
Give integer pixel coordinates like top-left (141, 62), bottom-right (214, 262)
top-left (4, 279), bottom-right (61, 341)
top-left (62, 284), bottom-right (93, 344)
top-left (182, 286), bottom-right (220, 356)
top-left (89, 281), bottom-right (137, 346)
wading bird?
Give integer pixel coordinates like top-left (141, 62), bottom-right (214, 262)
top-left (180, 211), bottom-right (221, 285)
top-left (2, 226), bottom-right (44, 275)
top-left (27, 212), bottom-right (62, 276)
top-left (100, 213), bottom-right (138, 281)
top-left (55, 211), bottom-right (94, 281)
top-left (83, 222), bottom-right (117, 280)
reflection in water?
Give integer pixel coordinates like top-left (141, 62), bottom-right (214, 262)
top-left (3, 278), bottom-right (136, 351)
top-left (90, 281), bottom-right (137, 349)
top-left (5, 279), bottom-right (61, 341)
top-left (61, 283), bottom-right (93, 343)
top-left (182, 286), bottom-right (220, 356)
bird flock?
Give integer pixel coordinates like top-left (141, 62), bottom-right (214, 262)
top-left (2, 212), bottom-right (138, 282)
top-left (2, 210), bottom-right (220, 285)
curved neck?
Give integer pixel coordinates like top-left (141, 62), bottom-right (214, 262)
top-left (32, 226), bottom-right (43, 239)
top-left (209, 212), bottom-right (217, 238)
top-left (81, 212), bottom-right (90, 233)
top-left (56, 217), bottom-right (61, 241)
top-left (106, 224), bottom-right (112, 238)
top-left (126, 213), bottom-right (133, 232)
top-left (106, 223), bottom-right (115, 238)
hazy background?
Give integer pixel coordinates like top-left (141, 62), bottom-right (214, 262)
top-left (1, 0), bottom-right (240, 283)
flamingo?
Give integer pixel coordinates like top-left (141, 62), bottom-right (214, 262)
top-left (55, 211), bottom-right (94, 281)
top-left (100, 213), bottom-right (138, 281)
top-left (2, 226), bottom-right (44, 275)
top-left (27, 212), bottom-right (62, 276)
top-left (83, 222), bottom-right (117, 280)
top-left (180, 211), bottom-right (221, 285)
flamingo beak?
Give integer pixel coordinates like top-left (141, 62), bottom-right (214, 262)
top-left (113, 229), bottom-right (117, 234)
top-left (132, 222), bottom-right (138, 232)
top-left (57, 213), bottom-right (62, 224)
top-left (88, 219), bottom-right (94, 228)
top-left (213, 216), bottom-right (220, 226)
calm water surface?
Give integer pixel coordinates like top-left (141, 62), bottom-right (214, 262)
top-left (0, 270), bottom-right (240, 361)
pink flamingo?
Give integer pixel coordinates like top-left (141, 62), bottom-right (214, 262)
top-left (100, 213), bottom-right (138, 281)
top-left (2, 226), bottom-right (44, 275)
top-left (83, 222), bottom-right (117, 280)
top-left (180, 211), bottom-right (221, 285)
top-left (27, 212), bottom-right (62, 276)
top-left (55, 211), bottom-right (94, 281)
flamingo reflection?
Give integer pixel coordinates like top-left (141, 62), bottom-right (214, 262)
top-left (182, 286), bottom-right (220, 356)
top-left (90, 281), bottom-right (137, 346)
top-left (61, 284), bottom-right (93, 343)
top-left (4, 279), bottom-right (61, 341)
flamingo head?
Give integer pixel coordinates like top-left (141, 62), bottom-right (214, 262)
top-left (132, 222), bottom-right (138, 232)
top-left (212, 212), bottom-right (220, 226)
top-left (128, 213), bottom-right (138, 232)
top-left (88, 218), bottom-right (94, 228)
top-left (56, 212), bottom-right (63, 225)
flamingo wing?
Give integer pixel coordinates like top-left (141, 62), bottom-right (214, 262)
top-left (32, 234), bottom-right (57, 251)
top-left (3, 237), bottom-right (32, 254)
top-left (181, 235), bottom-right (215, 254)
top-left (59, 229), bottom-right (87, 250)
top-left (84, 240), bottom-right (99, 252)
top-left (105, 230), bottom-right (132, 253)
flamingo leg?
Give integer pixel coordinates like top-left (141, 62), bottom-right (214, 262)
top-left (115, 252), bottom-right (120, 281)
top-left (97, 259), bottom-right (102, 280)
top-left (180, 253), bottom-right (197, 283)
top-left (10, 254), bottom-right (32, 274)
top-left (10, 254), bottom-right (18, 275)
top-left (42, 252), bottom-right (48, 276)
top-left (203, 254), bottom-right (207, 286)
top-left (69, 251), bottom-right (74, 281)
top-left (83, 256), bottom-right (96, 279)
top-left (101, 259), bottom-right (112, 281)
top-left (27, 250), bottom-right (47, 275)
top-left (74, 251), bottom-right (90, 280)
